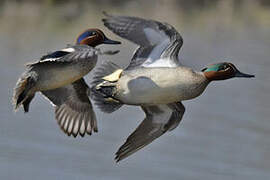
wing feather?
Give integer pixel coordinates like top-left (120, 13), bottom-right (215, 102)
top-left (41, 78), bottom-right (97, 137)
top-left (26, 45), bottom-right (98, 67)
top-left (115, 102), bottom-right (185, 162)
top-left (102, 13), bottom-right (183, 69)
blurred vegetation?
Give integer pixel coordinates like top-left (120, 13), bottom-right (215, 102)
top-left (0, 0), bottom-right (269, 48)
top-left (1, 0), bottom-right (270, 25)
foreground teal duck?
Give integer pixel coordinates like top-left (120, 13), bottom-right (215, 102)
top-left (13, 29), bottom-right (120, 137)
top-left (92, 13), bottom-right (255, 162)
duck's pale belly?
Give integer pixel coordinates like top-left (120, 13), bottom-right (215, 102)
top-left (115, 68), bottom-right (209, 105)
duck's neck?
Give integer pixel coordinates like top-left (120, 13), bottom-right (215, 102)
top-left (202, 71), bottom-right (233, 81)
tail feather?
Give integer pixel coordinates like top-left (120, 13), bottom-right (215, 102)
top-left (91, 61), bottom-right (123, 113)
top-left (13, 74), bottom-right (35, 112)
top-left (23, 94), bottom-right (35, 113)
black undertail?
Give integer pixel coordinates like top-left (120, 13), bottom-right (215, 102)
top-left (91, 61), bottom-right (123, 113)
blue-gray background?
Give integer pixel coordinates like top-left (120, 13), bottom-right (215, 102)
top-left (1, 0), bottom-right (269, 179)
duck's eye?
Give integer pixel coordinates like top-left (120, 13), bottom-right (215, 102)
top-left (92, 31), bottom-right (97, 36)
top-left (201, 67), bottom-right (207, 72)
top-left (219, 64), bottom-right (229, 71)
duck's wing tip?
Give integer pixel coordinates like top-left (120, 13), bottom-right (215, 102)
top-left (41, 78), bottom-right (98, 137)
top-left (114, 102), bottom-right (185, 162)
top-left (102, 13), bottom-right (184, 69)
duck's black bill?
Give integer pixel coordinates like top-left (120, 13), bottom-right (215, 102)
top-left (103, 37), bottom-right (121, 44)
top-left (235, 71), bottom-right (255, 78)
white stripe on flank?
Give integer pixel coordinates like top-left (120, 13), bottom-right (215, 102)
top-left (61, 47), bottom-right (75, 52)
top-left (39, 58), bottom-right (60, 63)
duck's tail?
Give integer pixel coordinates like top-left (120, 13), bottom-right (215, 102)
top-left (13, 72), bottom-right (36, 112)
top-left (91, 61), bottom-right (123, 113)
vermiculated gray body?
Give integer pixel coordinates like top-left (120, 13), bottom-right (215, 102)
top-left (115, 67), bottom-right (209, 105)
top-left (30, 58), bottom-right (97, 91)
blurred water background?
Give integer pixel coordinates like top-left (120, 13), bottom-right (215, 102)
top-left (1, 0), bottom-right (270, 179)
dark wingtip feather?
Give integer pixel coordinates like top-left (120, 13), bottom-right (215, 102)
top-left (72, 132), bottom-right (78, 138)
top-left (114, 152), bottom-right (124, 163)
top-left (115, 157), bottom-right (120, 163)
top-left (79, 132), bottom-right (86, 137)
top-left (114, 146), bottom-right (128, 162)
top-left (55, 104), bottom-right (97, 138)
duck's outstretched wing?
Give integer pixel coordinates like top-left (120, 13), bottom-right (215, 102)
top-left (26, 45), bottom-right (99, 66)
top-left (102, 12), bottom-right (183, 69)
top-left (41, 78), bottom-right (97, 137)
top-left (115, 102), bottom-right (185, 162)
